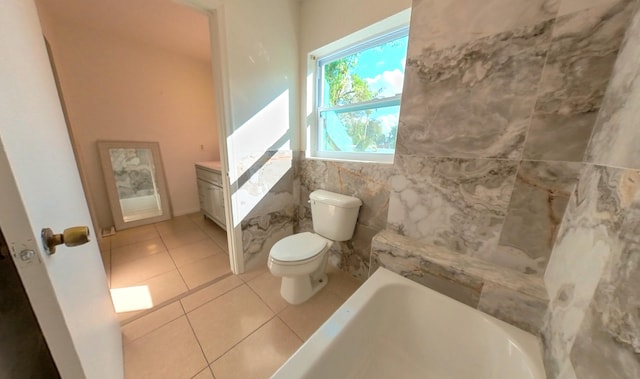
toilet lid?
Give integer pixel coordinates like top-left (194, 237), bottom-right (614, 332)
top-left (270, 232), bottom-right (327, 262)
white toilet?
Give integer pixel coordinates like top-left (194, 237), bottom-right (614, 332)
top-left (268, 189), bottom-right (362, 305)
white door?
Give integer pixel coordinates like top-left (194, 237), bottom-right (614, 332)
top-left (0, 1), bottom-right (123, 378)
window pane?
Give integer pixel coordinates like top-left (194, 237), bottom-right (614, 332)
top-left (320, 104), bottom-right (400, 153)
top-left (321, 35), bottom-right (408, 107)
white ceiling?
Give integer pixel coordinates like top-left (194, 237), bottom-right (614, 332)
top-left (37, 0), bottom-right (211, 62)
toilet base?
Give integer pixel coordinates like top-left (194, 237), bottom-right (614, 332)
top-left (280, 273), bottom-right (328, 305)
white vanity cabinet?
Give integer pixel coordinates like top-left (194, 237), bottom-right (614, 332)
top-left (195, 162), bottom-right (226, 230)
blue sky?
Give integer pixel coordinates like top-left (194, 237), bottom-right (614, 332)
top-left (321, 34), bottom-right (409, 149)
top-left (355, 35), bottom-right (408, 98)
top-left (353, 35), bottom-right (408, 135)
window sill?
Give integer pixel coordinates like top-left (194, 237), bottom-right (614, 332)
top-left (303, 153), bottom-right (395, 165)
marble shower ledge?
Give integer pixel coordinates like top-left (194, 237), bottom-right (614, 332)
top-left (371, 230), bottom-right (548, 333)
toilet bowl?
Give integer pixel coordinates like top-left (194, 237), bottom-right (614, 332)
top-left (268, 232), bottom-right (333, 304)
top-left (268, 190), bottom-right (362, 305)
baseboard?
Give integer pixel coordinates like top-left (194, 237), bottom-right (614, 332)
top-left (173, 207), bottom-right (201, 217)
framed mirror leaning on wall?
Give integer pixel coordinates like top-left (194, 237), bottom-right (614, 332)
top-left (97, 140), bottom-right (171, 230)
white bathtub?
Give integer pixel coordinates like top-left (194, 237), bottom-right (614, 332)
top-left (272, 267), bottom-right (546, 379)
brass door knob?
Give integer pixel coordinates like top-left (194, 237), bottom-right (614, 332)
top-left (42, 226), bottom-right (90, 254)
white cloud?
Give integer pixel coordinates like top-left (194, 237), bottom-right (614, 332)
top-left (366, 69), bottom-right (405, 97)
top-left (377, 113), bottom-right (399, 134)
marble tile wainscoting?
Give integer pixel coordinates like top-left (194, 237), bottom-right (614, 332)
top-left (238, 151), bottom-right (296, 270)
top-left (295, 158), bottom-right (394, 280)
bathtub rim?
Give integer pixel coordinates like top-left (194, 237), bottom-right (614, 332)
top-left (272, 267), bottom-right (547, 378)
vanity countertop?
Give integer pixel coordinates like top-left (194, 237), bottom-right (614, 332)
top-left (195, 161), bottom-right (222, 173)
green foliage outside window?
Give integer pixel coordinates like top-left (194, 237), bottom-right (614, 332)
top-left (323, 56), bottom-right (386, 152)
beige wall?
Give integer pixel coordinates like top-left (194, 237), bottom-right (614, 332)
top-left (39, 14), bottom-right (219, 230)
top-left (300, 0), bottom-right (412, 52)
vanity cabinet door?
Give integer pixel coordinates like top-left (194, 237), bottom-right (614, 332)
top-left (195, 166), bottom-right (226, 230)
top-left (197, 179), bottom-right (214, 219)
top-left (211, 185), bottom-right (226, 229)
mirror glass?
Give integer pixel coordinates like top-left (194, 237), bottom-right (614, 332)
top-left (108, 147), bottom-right (162, 222)
top-left (98, 141), bottom-right (171, 230)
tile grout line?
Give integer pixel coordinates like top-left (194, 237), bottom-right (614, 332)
top-left (276, 314), bottom-right (306, 344)
top-left (109, 236), bottom-right (158, 250)
top-left (203, 311), bottom-right (281, 369)
top-left (178, 281), bottom-right (281, 372)
top-left (180, 301), bottom-right (213, 378)
top-left (161, 233), bottom-right (191, 291)
top-left (119, 272), bottom-right (235, 326)
top-left (244, 271), bottom-right (339, 341)
top-left (108, 227), bottom-right (165, 277)
top-left (110, 247), bottom-right (166, 270)
top-left (246, 271), bottom-right (329, 341)
top-left (192, 366), bottom-right (215, 379)
top-left (185, 279), bottom-right (286, 370)
top-left (180, 276), bottom-right (244, 314)
top-left (108, 227), bottom-right (160, 250)
top-left (108, 215), bottom-right (232, 325)
top-left (244, 272), bottom-right (291, 315)
top-left (112, 221), bottom-right (230, 315)
top-left (184, 214), bottom-right (229, 256)
top-left (110, 255), bottom-right (176, 291)
top-left (122, 303), bottom-right (185, 345)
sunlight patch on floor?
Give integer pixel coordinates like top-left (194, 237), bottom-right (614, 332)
top-left (110, 286), bottom-right (153, 313)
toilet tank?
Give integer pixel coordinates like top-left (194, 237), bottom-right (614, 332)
top-left (310, 190), bottom-right (362, 241)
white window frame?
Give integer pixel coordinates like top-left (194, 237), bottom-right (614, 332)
top-left (304, 10), bottom-right (411, 164)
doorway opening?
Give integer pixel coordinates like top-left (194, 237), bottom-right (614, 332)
top-left (0, 228), bottom-right (60, 379)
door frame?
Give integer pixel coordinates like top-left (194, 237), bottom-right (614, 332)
top-left (175, 0), bottom-right (245, 274)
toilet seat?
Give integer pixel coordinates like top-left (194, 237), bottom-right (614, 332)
top-left (270, 232), bottom-right (327, 264)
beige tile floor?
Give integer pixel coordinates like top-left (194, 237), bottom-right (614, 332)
top-left (100, 213), bottom-right (232, 323)
top-left (98, 213), bottom-right (363, 379)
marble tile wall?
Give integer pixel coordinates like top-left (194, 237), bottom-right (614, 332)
top-left (291, 0), bottom-right (639, 377)
top-left (387, 156), bottom-right (519, 260)
top-left (571, 223), bottom-right (640, 378)
top-left (397, 18), bottom-right (554, 159)
top-left (522, 1), bottom-right (634, 161)
top-left (239, 152), bottom-right (295, 270)
top-left (295, 0), bottom-right (634, 283)
top-left (586, 3), bottom-right (640, 168)
top-left (388, 0), bottom-right (634, 276)
top-left (494, 161), bottom-right (582, 274)
top-left (371, 230), bottom-right (548, 333)
top-left (543, 165), bottom-right (640, 378)
top-left (295, 159), bottom-right (393, 280)
top-left (543, 3), bottom-right (640, 377)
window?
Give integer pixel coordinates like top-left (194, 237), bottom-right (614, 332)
top-left (309, 24), bottom-right (409, 163)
